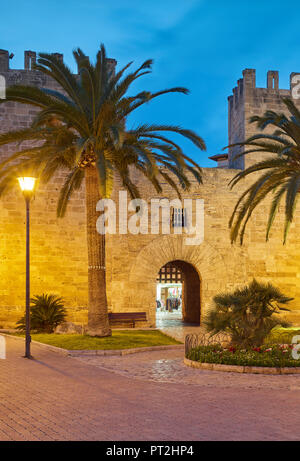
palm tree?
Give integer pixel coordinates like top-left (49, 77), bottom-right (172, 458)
top-left (0, 45), bottom-right (205, 336)
top-left (204, 279), bottom-right (291, 347)
top-left (228, 98), bottom-right (300, 244)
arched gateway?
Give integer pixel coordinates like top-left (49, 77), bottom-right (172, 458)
top-left (156, 260), bottom-right (201, 325)
top-left (128, 235), bottom-right (231, 327)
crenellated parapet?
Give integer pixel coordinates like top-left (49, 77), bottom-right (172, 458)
top-left (0, 48), bottom-right (117, 74)
top-left (0, 49), bottom-right (117, 162)
top-left (228, 68), bottom-right (300, 169)
top-left (0, 49), bottom-right (65, 72)
top-left (0, 49), bottom-right (10, 72)
top-left (24, 50), bottom-right (36, 70)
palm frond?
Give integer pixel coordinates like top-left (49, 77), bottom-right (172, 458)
top-left (57, 168), bottom-right (84, 217)
top-left (228, 99), bottom-right (300, 243)
top-left (0, 44), bottom-right (205, 215)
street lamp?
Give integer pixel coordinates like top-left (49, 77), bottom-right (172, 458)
top-left (18, 176), bottom-right (37, 359)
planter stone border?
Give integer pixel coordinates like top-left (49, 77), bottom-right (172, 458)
top-left (67, 344), bottom-right (184, 357)
top-left (0, 332), bottom-right (183, 357)
top-left (184, 357), bottom-right (300, 374)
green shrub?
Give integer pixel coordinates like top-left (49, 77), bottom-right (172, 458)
top-left (16, 294), bottom-right (67, 333)
top-left (186, 344), bottom-right (299, 368)
top-left (204, 279), bottom-right (292, 348)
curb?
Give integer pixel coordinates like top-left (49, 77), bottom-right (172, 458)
top-left (68, 345), bottom-right (184, 357)
top-left (0, 333), bottom-right (69, 356)
top-left (184, 357), bottom-right (300, 375)
top-left (1, 333), bottom-right (183, 357)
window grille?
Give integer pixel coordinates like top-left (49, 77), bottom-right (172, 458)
top-left (157, 262), bottom-right (182, 283)
top-left (171, 208), bottom-right (187, 228)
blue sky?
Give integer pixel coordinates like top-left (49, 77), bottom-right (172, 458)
top-left (1, 0), bottom-right (299, 166)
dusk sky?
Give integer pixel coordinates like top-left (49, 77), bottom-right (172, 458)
top-left (1, 0), bottom-right (299, 166)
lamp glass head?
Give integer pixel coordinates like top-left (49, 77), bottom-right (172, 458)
top-left (17, 177), bottom-right (36, 192)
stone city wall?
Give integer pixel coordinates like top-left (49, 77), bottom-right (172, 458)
top-left (0, 52), bottom-right (299, 327)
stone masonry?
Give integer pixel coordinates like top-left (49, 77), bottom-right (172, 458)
top-left (228, 68), bottom-right (300, 169)
top-left (0, 50), bottom-right (300, 327)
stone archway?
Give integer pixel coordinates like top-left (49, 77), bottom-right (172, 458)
top-left (128, 235), bottom-right (230, 326)
top-left (173, 260), bottom-right (201, 323)
top-left (157, 259), bottom-right (201, 324)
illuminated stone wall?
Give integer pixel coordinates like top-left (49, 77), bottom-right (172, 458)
top-left (0, 52), bottom-right (299, 327)
top-left (0, 50), bottom-right (89, 327)
top-left (106, 169), bottom-right (300, 327)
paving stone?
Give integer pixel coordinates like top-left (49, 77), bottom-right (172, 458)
top-left (0, 336), bottom-right (299, 441)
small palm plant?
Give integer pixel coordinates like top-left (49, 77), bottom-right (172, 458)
top-left (16, 294), bottom-right (67, 333)
top-left (228, 98), bottom-right (300, 244)
top-left (204, 279), bottom-right (292, 347)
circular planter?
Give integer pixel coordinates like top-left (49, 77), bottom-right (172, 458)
top-left (184, 357), bottom-right (300, 375)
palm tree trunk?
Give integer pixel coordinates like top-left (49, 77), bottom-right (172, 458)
top-left (85, 166), bottom-right (111, 337)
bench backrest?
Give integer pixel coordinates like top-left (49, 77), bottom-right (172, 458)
top-left (108, 312), bottom-right (147, 321)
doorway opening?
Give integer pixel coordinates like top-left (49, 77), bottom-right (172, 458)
top-left (156, 260), bottom-right (201, 327)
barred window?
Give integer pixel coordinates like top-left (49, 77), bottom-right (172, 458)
top-left (171, 208), bottom-right (186, 228)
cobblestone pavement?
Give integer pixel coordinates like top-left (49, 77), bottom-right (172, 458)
top-left (0, 336), bottom-right (300, 441)
top-left (74, 348), bottom-right (300, 390)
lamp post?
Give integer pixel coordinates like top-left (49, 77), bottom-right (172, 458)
top-left (18, 177), bottom-right (37, 359)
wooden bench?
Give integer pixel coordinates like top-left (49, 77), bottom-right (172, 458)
top-left (108, 312), bottom-right (147, 328)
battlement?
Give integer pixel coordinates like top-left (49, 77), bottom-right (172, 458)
top-left (227, 68), bottom-right (300, 170)
top-left (0, 49), bottom-right (117, 73)
top-left (228, 68), bottom-right (300, 109)
top-left (0, 49), bottom-right (64, 72)
top-left (241, 68), bottom-right (281, 90)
